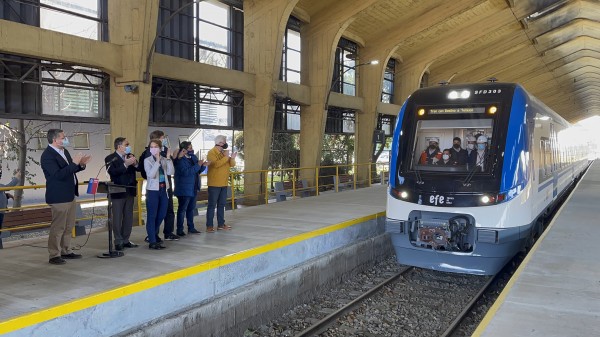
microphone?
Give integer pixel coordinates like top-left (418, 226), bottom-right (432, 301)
top-left (106, 156), bottom-right (119, 166)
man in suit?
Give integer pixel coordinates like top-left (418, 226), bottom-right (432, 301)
top-left (41, 129), bottom-right (91, 265)
top-left (105, 137), bottom-right (139, 251)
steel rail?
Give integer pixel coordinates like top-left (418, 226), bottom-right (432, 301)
top-left (294, 267), bottom-right (414, 337)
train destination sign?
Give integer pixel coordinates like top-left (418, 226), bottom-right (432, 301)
top-left (429, 107), bottom-right (485, 114)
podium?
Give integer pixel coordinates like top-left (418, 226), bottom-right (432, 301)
top-left (96, 182), bottom-right (127, 258)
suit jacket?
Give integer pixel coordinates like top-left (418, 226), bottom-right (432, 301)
top-left (41, 145), bottom-right (85, 204)
top-left (105, 152), bottom-right (138, 199)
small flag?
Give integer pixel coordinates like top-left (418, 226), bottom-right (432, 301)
top-left (87, 178), bottom-right (99, 194)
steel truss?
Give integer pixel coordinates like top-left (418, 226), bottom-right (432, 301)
top-left (0, 55), bottom-right (108, 90)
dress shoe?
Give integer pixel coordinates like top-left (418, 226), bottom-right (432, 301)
top-left (61, 253), bottom-right (82, 259)
top-left (176, 231), bottom-right (186, 237)
top-left (188, 228), bottom-right (201, 234)
top-left (115, 244), bottom-right (124, 251)
top-left (165, 234), bottom-right (180, 241)
top-left (123, 241), bottom-right (138, 248)
top-left (149, 243), bottom-right (166, 250)
top-left (49, 257), bottom-right (66, 265)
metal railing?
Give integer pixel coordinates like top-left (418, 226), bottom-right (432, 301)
top-left (0, 162), bottom-right (389, 239)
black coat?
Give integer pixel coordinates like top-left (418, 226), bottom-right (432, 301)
top-left (41, 145), bottom-right (85, 204)
top-left (105, 152), bottom-right (139, 199)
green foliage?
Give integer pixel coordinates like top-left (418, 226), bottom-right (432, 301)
top-left (321, 134), bottom-right (354, 165)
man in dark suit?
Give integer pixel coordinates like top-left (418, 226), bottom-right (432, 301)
top-left (105, 137), bottom-right (139, 251)
top-left (41, 129), bottom-right (91, 265)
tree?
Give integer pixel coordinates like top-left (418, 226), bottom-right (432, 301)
top-left (0, 120), bottom-right (51, 208)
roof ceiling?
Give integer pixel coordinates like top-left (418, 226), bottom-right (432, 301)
top-left (296, 0), bottom-right (600, 122)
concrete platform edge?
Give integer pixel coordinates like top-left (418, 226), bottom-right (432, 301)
top-left (4, 214), bottom-right (387, 337)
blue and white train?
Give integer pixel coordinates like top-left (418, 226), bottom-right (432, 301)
top-left (386, 82), bottom-right (590, 275)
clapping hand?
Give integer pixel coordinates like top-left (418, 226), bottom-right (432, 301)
top-left (73, 153), bottom-right (91, 165)
top-left (125, 156), bottom-right (137, 166)
top-left (231, 152), bottom-right (237, 159)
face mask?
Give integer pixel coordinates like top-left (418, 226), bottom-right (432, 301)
top-left (467, 144), bottom-right (475, 150)
top-left (124, 146), bottom-right (131, 154)
top-left (453, 144), bottom-right (460, 150)
top-left (149, 147), bottom-right (160, 156)
top-left (221, 143), bottom-right (229, 150)
top-left (442, 154), bottom-right (450, 160)
top-left (61, 137), bottom-right (70, 147)
top-left (477, 144), bottom-right (486, 151)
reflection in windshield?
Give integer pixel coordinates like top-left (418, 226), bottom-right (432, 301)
top-left (411, 119), bottom-right (493, 173)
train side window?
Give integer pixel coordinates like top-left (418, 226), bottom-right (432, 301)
top-left (540, 138), bottom-right (551, 179)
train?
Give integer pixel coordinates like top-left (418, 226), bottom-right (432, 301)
top-left (386, 82), bottom-right (590, 275)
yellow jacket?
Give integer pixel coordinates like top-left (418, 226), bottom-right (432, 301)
top-left (207, 147), bottom-right (236, 187)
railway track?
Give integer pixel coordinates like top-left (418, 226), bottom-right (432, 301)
top-left (293, 267), bottom-right (493, 337)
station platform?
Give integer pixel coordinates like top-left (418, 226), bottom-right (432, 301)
top-left (474, 160), bottom-right (600, 337)
top-left (0, 186), bottom-right (389, 337)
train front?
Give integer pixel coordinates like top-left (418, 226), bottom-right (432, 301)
top-left (386, 83), bottom-right (531, 275)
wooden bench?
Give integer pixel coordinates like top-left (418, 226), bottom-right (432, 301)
top-left (274, 179), bottom-right (313, 201)
top-left (0, 204), bottom-right (91, 248)
top-left (333, 175), bottom-right (355, 191)
top-left (0, 208), bottom-right (53, 248)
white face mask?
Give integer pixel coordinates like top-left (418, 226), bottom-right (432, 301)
top-left (442, 154), bottom-right (450, 160)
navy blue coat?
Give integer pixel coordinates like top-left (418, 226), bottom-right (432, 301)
top-left (173, 154), bottom-right (205, 197)
top-left (41, 145), bottom-right (85, 204)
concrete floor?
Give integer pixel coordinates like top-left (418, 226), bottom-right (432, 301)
top-left (0, 186), bottom-right (387, 336)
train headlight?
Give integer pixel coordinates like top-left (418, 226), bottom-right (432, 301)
top-left (488, 106), bottom-right (497, 114)
top-left (460, 90), bottom-right (470, 99)
top-left (481, 195), bottom-right (491, 204)
top-left (448, 91), bottom-right (459, 99)
top-left (418, 108), bottom-right (425, 116)
top-left (400, 191), bottom-right (408, 199)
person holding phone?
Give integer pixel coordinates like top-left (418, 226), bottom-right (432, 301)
top-left (205, 135), bottom-right (236, 233)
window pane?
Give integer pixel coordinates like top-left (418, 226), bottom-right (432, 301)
top-left (381, 93), bottom-right (391, 104)
top-left (287, 30), bottom-right (301, 51)
top-left (382, 81), bottom-right (393, 94)
top-left (199, 101), bottom-right (231, 126)
top-left (199, 1), bottom-right (229, 26)
top-left (287, 50), bottom-right (301, 72)
top-left (40, 0), bottom-right (99, 39)
top-left (42, 86), bottom-right (100, 117)
top-left (197, 50), bottom-right (230, 68)
top-left (198, 23), bottom-right (228, 52)
top-left (343, 83), bottom-right (355, 96)
top-left (286, 71), bottom-right (301, 84)
top-left (287, 113), bottom-right (300, 130)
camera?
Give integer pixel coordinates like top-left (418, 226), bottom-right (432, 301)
top-left (124, 84), bottom-right (139, 93)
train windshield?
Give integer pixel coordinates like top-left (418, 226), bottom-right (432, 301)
top-left (410, 119), bottom-right (493, 173)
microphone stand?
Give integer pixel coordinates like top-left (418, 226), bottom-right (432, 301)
top-left (98, 159), bottom-right (125, 258)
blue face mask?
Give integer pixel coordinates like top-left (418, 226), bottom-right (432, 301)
top-left (477, 144), bottom-right (486, 151)
top-left (61, 137), bottom-right (70, 147)
top-left (124, 146), bottom-right (131, 154)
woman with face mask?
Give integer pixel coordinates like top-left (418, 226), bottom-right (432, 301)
top-left (144, 139), bottom-right (174, 250)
